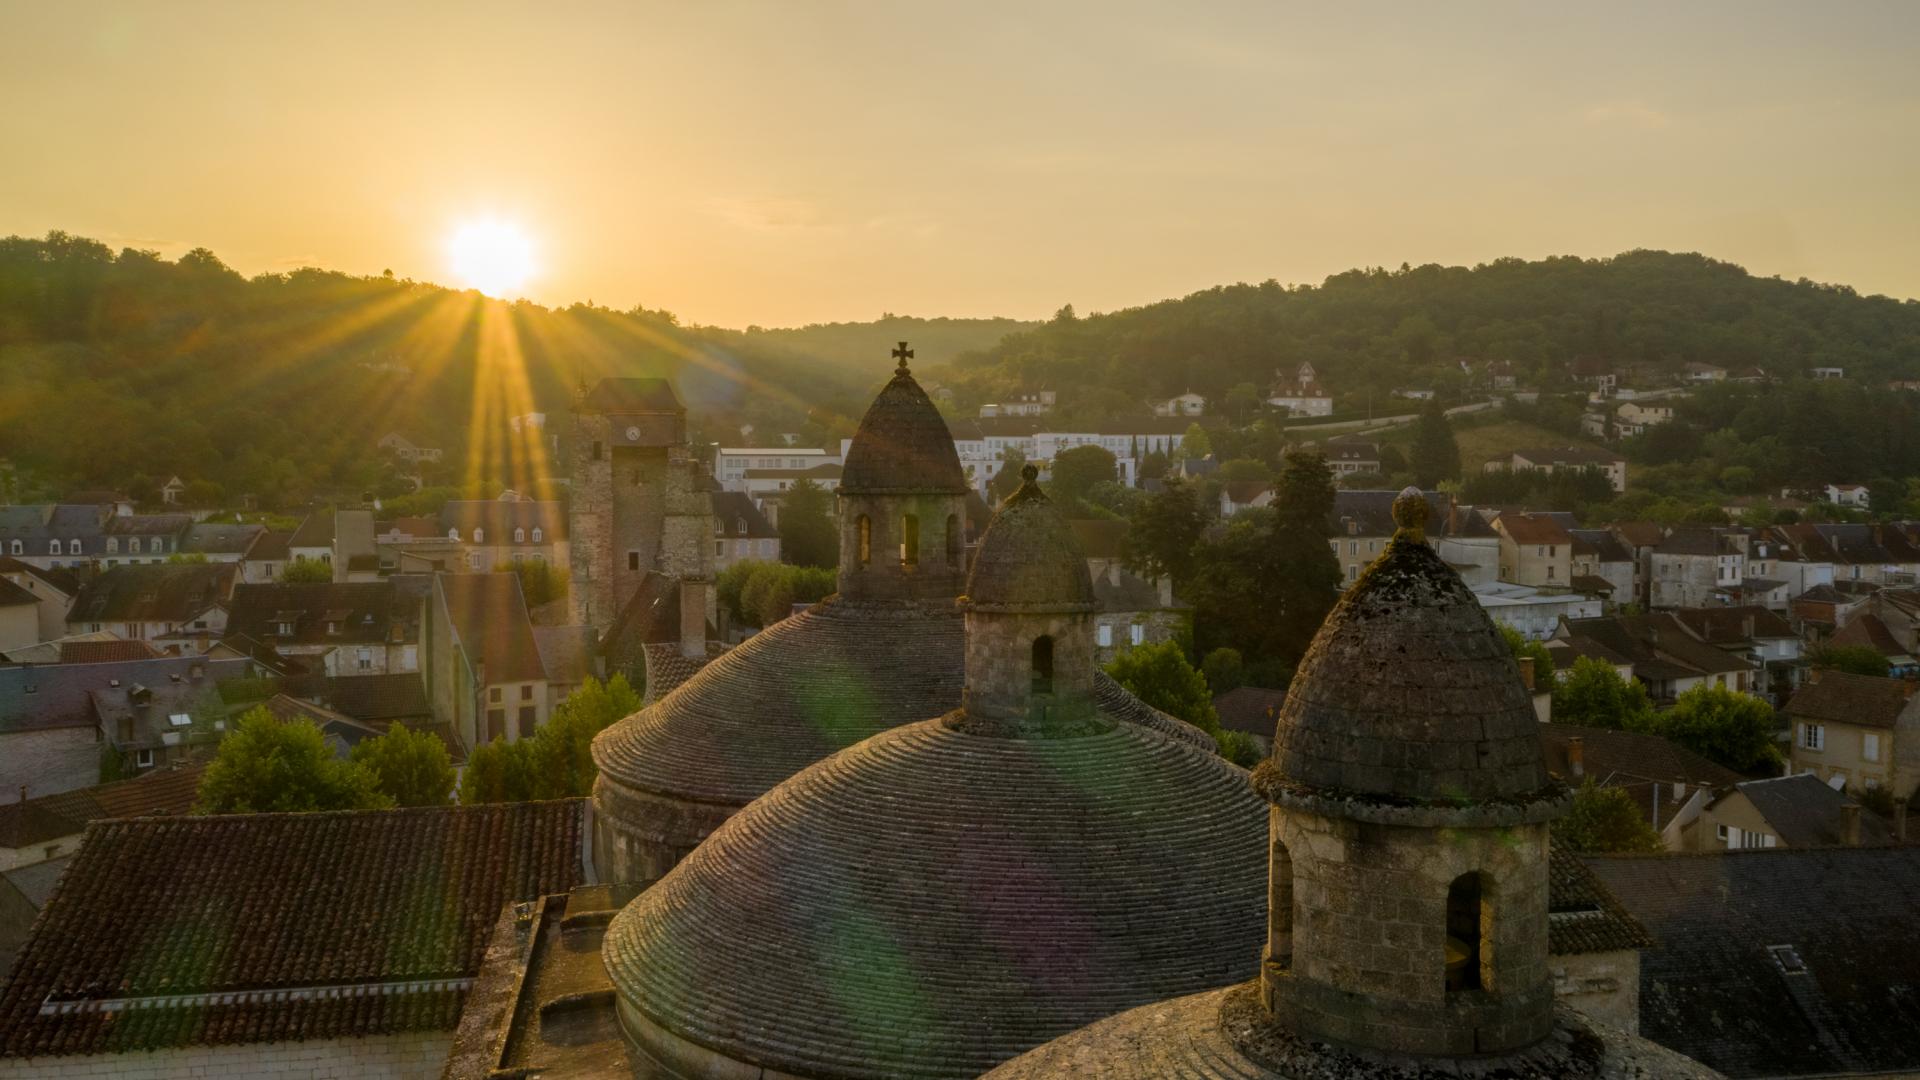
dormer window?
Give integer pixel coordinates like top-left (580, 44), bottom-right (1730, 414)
top-left (514, 527), bottom-right (526, 543)
top-left (7, 540), bottom-right (17, 555)
top-left (448, 528), bottom-right (459, 541)
top-left (49, 540), bottom-right (60, 555)
top-left (68, 540), bottom-right (80, 555)
top-left (531, 527), bottom-right (542, 543)
top-left (737, 518), bottom-right (748, 535)
top-left (107, 538), bottom-right (119, 554)
top-left (473, 528), bottom-right (484, 544)
top-left (277, 621), bottom-right (294, 635)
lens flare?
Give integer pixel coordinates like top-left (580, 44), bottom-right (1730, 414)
top-left (448, 219), bottom-right (536, 298)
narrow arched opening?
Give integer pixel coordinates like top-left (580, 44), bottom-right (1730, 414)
top-left (857, 515), bottom-right (872, 566)
top-left (1031, 635), bottom-right (1054, 695)
top-left (945, 513), bottom-right (961, 567)
top-left (1270, 835), bottom-right (1294, 970)
top-left (1446, 871), bottom-right (1492, 993)
top-left (901, 513), bottom-right (920, 566)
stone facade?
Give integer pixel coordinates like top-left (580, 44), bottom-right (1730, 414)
top-left (1264, 809), bottom-right (1556, 1057)
top-left (0, 1031), bottom-right (449, 1079)
top-left (836, 490), bottom-right (968, 603)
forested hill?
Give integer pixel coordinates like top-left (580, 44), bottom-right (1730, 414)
top-left (0, 233), bottom-right (973, 507)
top-left (934, 251), bottom-right (1920, 414)
top-left (709, 315), bottom-right (1034, 375)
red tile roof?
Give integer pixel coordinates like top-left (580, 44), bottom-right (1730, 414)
top-left (56, 639), bottom-right (164, 665)
top-left (0, 801), bottom-right (584, 1056)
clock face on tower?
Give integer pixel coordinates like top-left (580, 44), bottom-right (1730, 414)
top-left (625, 425), bottom-right (641, 441)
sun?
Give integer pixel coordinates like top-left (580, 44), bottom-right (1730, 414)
top-left (447, 218), bottom-right (536, 298)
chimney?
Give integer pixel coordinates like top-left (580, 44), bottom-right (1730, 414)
top-left (679, 579), bottom-right (710, 660)
top-left (1896, 802), bottom-right (1909, 842)
top-left (1518, 656), bottom-right (1536, 691)
top-left (1842, 803), bottom-right (1862, 846)
top-left (1808, 667), bottom-right (1823, 685)
top-left (1567, 736), bottom-right (1585, 779)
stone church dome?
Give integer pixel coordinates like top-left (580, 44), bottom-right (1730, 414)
top-left (838, 352), bottom-right (970, 495)
top-left (1260, 488), bottom-right (1555, 811)
top-left (963, 466), bottom-right (1099, 613)
top-left (600, 476), bottom-right (1267, 1080)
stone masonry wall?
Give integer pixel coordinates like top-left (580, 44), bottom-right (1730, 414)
top-left (961, 610), bottom-right (1095, 723)
top-left (0, 1031), bottom-right (451, 1079)
top-left (837, 492), bottom-right (967, 602)
top-left (1264, 808), bottom-right (1555, 1056)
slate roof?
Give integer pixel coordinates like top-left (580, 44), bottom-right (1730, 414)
top-left (104, 513), bottom-right (190, 537)
top-left (1259, 498), bottom-right (1554, 806)
top-left (839, 362), bottom-right (969, 495)
top-left (1564, 613), bottom-right (1755, 682)
top-left (0, 578), bottom-right (34, 609)
top-left (225, 580), bottom-right (422, 647)
top-left (604, 712), bottom-right (1268, 1080)
top-left (578, 377), bottom-right (682, 414)
top-left (709, 491), bottom-right (776, 539)
top-left (436, 501), bottom-right (567, 542)
top-left (321, 673), bottom-right (432, 722)
top-left (1734, 775), bottom-right (1894, 847)
top-left (67, 563), bottom-right (235, 624)
top-left (965, 475), bottom-right (1098, 613)
top-left (243, 529), bottom-right (291, 562)
top-left (179, 523), bottom-right (263, 556)
top-left (1329, 489), bottom-right (1450, 537)
top-left (287, 511), bottom-right (334, 549)
top-left (0, 801), bottom-right (585, 1057)
top-left (0, 765), bottom-right (206, 849)
top-left (1672, 605), bottom-right (1795, 644)
top-left (1212, 686), bottom-right (1288, 737)
top-left (532, 624), bottom-right (597, 686)
top-left (1782, 672), bottom-right (1917, 730)
top-left (0, 656), bottom-right (255, 735)
top-left (438, 573), bottom-right (546, 683)
top-left (1570, 528), bottom-right (1634, 563)
top-left (1586, 846), bottom-right (1920, 1078)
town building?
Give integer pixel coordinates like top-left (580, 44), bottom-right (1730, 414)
top-left (1559, 613), bottom-right (1758, 701)
top-left (1647, 527), bottom-right (1747, 609)
top-left (1539, 724), bottom-right (1743, 848)
top-left (1475, 581), bottom-right (1605, 640)
top-left (1324, 437), bottom-right (1381, 476)
top-left (224, 579), bottom-right (426, 679)
top-left (1265, 360), bottom-right (1333, 416)
top-left (708, 491), bottom-right (779, 570)
top-left (287, 510), bottom-right (334, 568)
top-left (65, 562), bottom-right (237, 650)
top-left (1153, 390), bottom-right (1206, 416)
top-left (1784, 669), bottom-right (1920, 798)
top-left (377, 430), bottom-right (444, 463)
top-left (1494, 512), bottom-right (1574, 588)
top-left (1485, 446), bottom-right (1628, 493)
top-left (425, 572), bottom-right (551, 748)
top-left (436, 497), bottom-right (568, 573)
top-left (977, 389), bottom-right (1055, 417)
top-left (0, 801), bottom-right (584, 1079)
top-left (0, 764), bottom-right (204, 874)
top-left (0, 559), bottom-right (77, 645)
top-left (1671, 605), bottom-right (1804, 700)
top-left (1569, 528), bottom-right (1637, 602)
top-left (239, 528), bottom-right (292, 583)
top-left (713, 446), bottom-right (839, 489)
top-left (1684, 773), bottom-right (1890, 851)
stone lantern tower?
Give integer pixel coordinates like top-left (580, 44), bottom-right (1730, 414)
top-left (836, 344), bottom-right (971, 603)
top-left (1256, 488), bottom-right (1571, 1057)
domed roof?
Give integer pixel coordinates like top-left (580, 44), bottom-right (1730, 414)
top-left (963, 467), bottom-right (1098, 613)
top-left (603, 717), bottom-right (1267, 1080)
top-left (592, 599), bottom-right (1210, 830)
top-left (1258, 489), bottom-right (1554, 809)
top-left (839, 358), bottom-right (969, 496)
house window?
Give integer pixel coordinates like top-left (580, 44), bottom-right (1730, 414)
top-left (1546, 566), bottom-right (1555, 580)
top-left (1716, 824), bottom-right (1730, 842)
top-left (1270, 836), bottom-right (1294, 969)
top-left (759, 539), bottom-right (774, 557)
top-left (357, 648), bottom-right (372, 671)
top-left (449, 528), bottom-right (460, 541)
top-left (135, 749), bottom-right (154, 769)
top-left (532, 527), bottom-right (542, 543)
top-left (1446, 872), bottom-right (1492, 993)
top-left (1349, 541), bottom-right (1358, 555)
top-left (7, 540), bottom-right (17, 555)
top-left (473, 528), bottom-right (484, 544)
top-left (521, 684), bottom-right (533, 700)
top-left (277, 621), bottom-right (293, 636)
top-left (715, 541), bottom-right (725, 556)
top-left (487, 710), bottom-right (506, 742)
top-left (68, 540), bottom-right (80, 555)
top-left (49, 540), bottom-right (59, 555)
top-left (1097, 624), bottom-right (1113, 647)
top-left (107, 538), bottom-right (119, 554)
top-left (1802, 723), bottom-right (1825, 751)
top-left (1863, 732), bottom-right (1881, 762)
top-left (490, 686), bottom-right (503, 704)
top-left (1347, 564), bottom-right (1359, 582)
top-left (514, 528), bottom-right (525, 543)
top-left (518, 706), bottom-right (537, 738)
top-left (1130, 623), bottom-right (1145, 646)
top-left (1031, 636), bottom-right (1054, 694)
top-left (628, 551), bottom-right (641, 571)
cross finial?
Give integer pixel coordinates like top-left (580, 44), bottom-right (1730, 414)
top-left (892, 341), bottom-right (914, 373)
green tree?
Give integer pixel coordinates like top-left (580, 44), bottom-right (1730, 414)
top-left (1123, 478), bottom-right (1207, 583)
top-left (460, 675), bottom-right (642, 803)
top-left (1554, 780), bottom-right (1664, 854)
top-left (1180, 423), bottom-right (1212, 461)
top-left (1225, 381), bottom-right (1261, 420)
top-left (1201, 647), bottom-right (1245, 694)
top-left (458, 738), bottom-right (537, 803)
top-left (197, 707), bottom-right (391, 813)
top-left (1500, 625), bottom-right (1553, 685)
top-left (989, 448), bottom-right (1028, 501)
top-left (1104, 640), bottom-right (1260, 766)
top-left (282, 557), bottom-right (332, 583)
top-left (1408, 400), bottom-right (1461, 487)
top-left (1264, 449), bottom-right (1342, 666)
top-left (1644, 684), bottom-right (1781, 773)
top-left (1049, 445), bottom-right (1118, 506)
top-left (1808, 643), bottom-right (1892, 678)
top-left (778, 478), bottom-right (839, 568)
top-left (1551, 656), bottom-right (1655, 729)
top-left (501, 560), bottom-right (568, 608)
top-left (349, 724), bottom-right (455, 807)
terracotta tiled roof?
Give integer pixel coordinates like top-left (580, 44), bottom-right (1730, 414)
top-left (1831, 613), bottom-right (1912, 658)
top-left (1546, 838), bottom-right (1652, 955)
top-left (0, 801), bottom-right (584, 1056)
top-left (55, 639), bottom-right (162, 664)
top-left (0, 765), bottom-right (208, 849)
top-left (1784, 671), bottom-right (1917, 729)
top-left (1672, 605), bottom-right (1795, 644)
top-left (1498, 512), bottom-right (1573, 545)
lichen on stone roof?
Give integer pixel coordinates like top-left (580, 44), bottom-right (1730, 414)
top-left (839, 361), bottom-right (969, 496)
top-left (963, 468), bottom-right (1098, 614)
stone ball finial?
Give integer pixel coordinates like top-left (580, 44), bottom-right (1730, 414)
top-left (1392, 486), bottom-right (1429, 539)
top-left (1021, 463), bottom-right (1038, 483)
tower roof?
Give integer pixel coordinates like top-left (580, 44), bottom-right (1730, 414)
top-left (576, 377), bottom-right (682, 415)
top-left (1255, 489), bottom-right (1558, 816)
top-left (839, 360), bottom-right (968, 496)
top-left (603, 716), bottom-right (1267, 1080)
top-left (963, 467), bottom-right (1098, 613)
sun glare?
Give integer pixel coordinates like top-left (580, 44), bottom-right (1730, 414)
top-left (448, 219), bottom-right (536, 298)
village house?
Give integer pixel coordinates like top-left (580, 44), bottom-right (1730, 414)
top-left (1780, 521), bottom-right (1920, 586)
top-left (1568, 354), bottom-right (1617, 395)
top-left (91, 666), bottom-right (230, 776)
top-left (1672, 604), bottom-right (1804, 700)
top-left (1569, 528), bottom-right (1636, 603)
top-left (437, 498), bottom-right (569, 573)
top-left (1784, 669), bottom-right (1920, 797)
top-left (1792, 582), bottom-right (1870, 640)
top-left (101, 512), bottom-right (189, 566)
top-left (1811, 365), bottom-right (1846, 380)
top-left (1326, 489), bottom-right (1502, 586)
top-left (1828, 606), bottom-right (1919, 676)
top-left (1151, 390), bottom-right (1205, 416)
top-left (65, 561), bottom-right (237, 650)
top-left (1219, 479), bottom-right (1272, 517)
top-left (0, 764), bottom-right (205, 875)
top-left (1538, 724), bottom-right (1744, 848)
top-left (377, 430), bottom-right (444, 463)
top-left (1482, 359), bottom-right (1518, 389)
top-left (1684, 773), bottom-right (1892, 851)
top-left (740, 462), bottom-right (842, 515)
top-left (158, 475), bottom-right (186, 504)
top-left (1559, 612), bottom-right (1758, 702)
top-left (1494, 512), bottom-right (1574, 588)
top-left (709, 491), bottom-right (780, 570)
top-left (179, 521), bottom-right (265, 563)
top-left (0, 504), bottom-right (111, 569)
top-left (1544, 632), bottom-right (1636, 684)
top-left (0, 801), bottom-right (585, 1079)
top-left (1486, 446), bottom-right (1628, 493)
top-left (287, 510), bottom-right (334, 568)
top-left (713, 446), bottom-right (840, 489)
top-left (0, 559), bottom-right (77, 644)
top-left (239, 528), bottom-right (293, 583)
top-left (1589, 846), bottom-right (1920, 1078)
top-left (1476, 581), bottom-right (1604, 640)
top-left (937, 416), bottom-right (1190, 496)
top-left (1265, 360), bottom-right (1334, 416)
top-left (1323, 437), bottom-right (1381, 477)
top-left (223, 578), bottom-right (427, 679)
top-left (1682, 361), bottom-right (1727, 382)
top-left (977, 389), bottom-right (1055, 418)
top-left (1066, 519), bottom-right (1188, 664)
top-left (1824, 481), bottom-right (1870, 507)
top-left (1647, 526), bottom-right (1747, 609)
top-left (425, 571), bottom-right (552, 750)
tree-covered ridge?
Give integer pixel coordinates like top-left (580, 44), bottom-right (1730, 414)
top-left (710, 314), bottom-right (1035, 375)
top-left (935, 251), bottom-right (1920, 412)
top-left (0, 232), bottom-right (928, 505)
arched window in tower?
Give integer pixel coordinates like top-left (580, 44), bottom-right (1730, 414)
top-left (945, 514), bottom-right (961, 567)
top-left (857, 515), bottom-right (872, 566)
top-left (1031, 635), bottom-right (1055, 694)
top-left (1270, 836), bottom-right (1294, 970)
top-left (1445, 871), bottom-right (1492, 993)
top-left (901, 514), bottom-right (920, 566)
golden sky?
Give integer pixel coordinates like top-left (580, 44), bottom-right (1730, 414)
top-left (3, 2), bottom-right (1916, 327)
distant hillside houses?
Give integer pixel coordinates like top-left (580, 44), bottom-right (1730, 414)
top-left (1265, 361), bottom-right (1333, 416)
top-left (1484, 446), bottom-right (1628, 493)
top-left (845, 415), bottom-right (1193, 498)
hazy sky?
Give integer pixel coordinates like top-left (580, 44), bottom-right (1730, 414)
top-left (3, 2), bottom-right (1917, 326)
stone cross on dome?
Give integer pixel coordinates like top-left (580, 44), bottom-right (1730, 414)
top-left (892, 340), bottom-right (914, 372)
